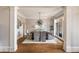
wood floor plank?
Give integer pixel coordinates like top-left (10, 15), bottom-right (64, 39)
top-left (16, 37), bottom-right (64, 53)
top-left (16, 43), bottom-right (64, 53)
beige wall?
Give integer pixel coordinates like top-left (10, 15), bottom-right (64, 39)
top-left (65, 7), bottom-right (79, 52)
top-left (0, 7), bottom-right (17, 52)
top-left (0, 7), bottom-right (10, 51)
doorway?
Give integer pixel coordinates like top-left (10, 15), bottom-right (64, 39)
top-left (16, 6), bottom-right (65, 53)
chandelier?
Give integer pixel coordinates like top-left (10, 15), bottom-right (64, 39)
top-left (37, 12), bottom-right (43, 26)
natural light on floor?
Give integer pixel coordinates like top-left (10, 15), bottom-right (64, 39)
top-left (22, 37), bottom-right (62, 44)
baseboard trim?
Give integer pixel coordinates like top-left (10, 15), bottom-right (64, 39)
top-left (71, 47), bottom-right (79, 52)
top-left (66, 47), bottom-right (72, 52)
top-left (9, 47), bottom-right (17, 52)
top-left (0, 46), bottom-right (10, 52)
top-left (0, 46), bottom-right (17, 52)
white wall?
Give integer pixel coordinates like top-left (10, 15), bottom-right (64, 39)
top-left (0, 7), bottom-right (10, 52)
top-left (65, 7), bottom-right (79, 52)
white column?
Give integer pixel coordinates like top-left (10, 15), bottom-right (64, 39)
top-left (10, 7), bottom-right (17, 52)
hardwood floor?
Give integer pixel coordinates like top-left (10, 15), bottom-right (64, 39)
top-left (16, 38), bottom-right (64, 53)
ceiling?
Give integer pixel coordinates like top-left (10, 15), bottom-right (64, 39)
top-left (18, 6), bottom-right (64, 20)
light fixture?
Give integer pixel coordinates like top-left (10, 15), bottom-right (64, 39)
top-left (37, 12), bottom-right (43, 26)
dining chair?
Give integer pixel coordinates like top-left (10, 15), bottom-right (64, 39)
top-left (34, 32), bottom-right (40, 42)
top-left (41, 32), bottom-right (46, 42)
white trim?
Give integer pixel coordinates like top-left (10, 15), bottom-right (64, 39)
top-left (0, 46), bottom-right (10, 52)
top-left (10, 7), bottom-right (18, 52)
top-left (64, 46), bottom-right (79, 52)
top-left (71, 47), bottom-right (79, 52)
top-left (9, 47), bottom-right (17, 52)
top-left (14, 7), bottom-right (18, 52)
top-left (63, 7), bottom-right (72, 52)
top-left (65, 47), bottom-right (72, 52)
